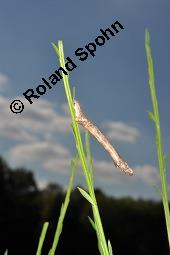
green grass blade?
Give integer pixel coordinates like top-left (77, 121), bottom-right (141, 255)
top-left (88, 214), bottom-right (106, 255)
top-left (145, 29), bottom-right (170, 247)
top-left (52, 40), bottom-right (110, 255)
top-left (78, 187), bottom-right (95, 206)
top-left (51, 42), bottom-right (60, 57)
top-left (49, 154), bottom-right (79, 255)
top-left (147, 111), bottom-right (156, 123)
top-left (88, 216), bottom-right (96, 231)
top-left (108, 240), bottom-right (113, 255)
top-left (36, 222), bottom-right (49, 255)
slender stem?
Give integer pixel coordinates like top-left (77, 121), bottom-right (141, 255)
top-left (145, 30), bottom-right (170, 246)
top-left (36, 222), bottom-right (49, 255)
top-left (49, 155), bottom-right (78, 255)
top-left (53, 41), bottom-right (109, 255)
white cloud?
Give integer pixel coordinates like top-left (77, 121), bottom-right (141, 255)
top-left (1, 94), bottom-right (74, 174)
top-left (7, 140), bottom-right (72, 174)
top-left (7, 132), bottom-right (160, 187)
top-left (0, 95), bottom-right (71, 142)
top-left (102, 121), bottom-right (140, 143)
top-left (92, 159), bottom-right (160, 186)
top-left (43, 157), bottom-right (72, 173)
top-left (134, 165), bottom-right (160, 186)
top-left (93, 159), bottom-right (124, 184)
top-left (1, 95), bottom-right (159, 191)
top-left (0, 73), bottom-right (9, 90)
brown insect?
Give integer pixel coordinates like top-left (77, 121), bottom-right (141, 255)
top-left (73, 100), bottom-right (133, 176)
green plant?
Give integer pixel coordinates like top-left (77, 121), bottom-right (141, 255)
top-left (48, 155), bottom-right (79, 255)
top-left (145, 30), bottom-right (170, 247)
top-left (36, 222), bottom-right (49, 255)
top-left (36, 154), bottom-right (79, 255)
top-left (51, 40), bottom-right (113, 255)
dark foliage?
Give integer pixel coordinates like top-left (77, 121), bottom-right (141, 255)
top-left (0, 156), bottom-right (169, 255)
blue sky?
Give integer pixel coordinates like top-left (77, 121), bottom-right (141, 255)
top-left (0, 0), bottom-right (170, 199)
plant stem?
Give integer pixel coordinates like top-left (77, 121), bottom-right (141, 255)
top-left (52, 41), bottom-right (109, 255)
top-left (49, 155), bottom-right (78, 255)
top-left (145, 30), bottom-right (170, 247)
top-left (36, 222), bottom-right (49, 255)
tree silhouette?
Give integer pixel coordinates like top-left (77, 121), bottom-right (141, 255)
top-left (0, 156), bottom-right (169, 255)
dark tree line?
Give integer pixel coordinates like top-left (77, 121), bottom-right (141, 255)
top-left (0, 156), bottom-right (169, 255)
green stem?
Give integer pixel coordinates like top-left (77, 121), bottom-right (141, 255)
top-left (52, 40), bottom-right (109, 255)
top-left (49, 155), bottom-right (78, 255)
top-left (36, 222), bottom-right (49, 255)
top-left (145, 30), bottom-right (170, 246)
